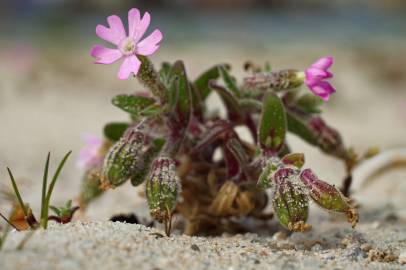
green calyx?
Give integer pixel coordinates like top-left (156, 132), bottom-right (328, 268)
top-left (272, 168), bottom-right (310, 232)
top-left (145, 157), bottom-right (179, 223)
top-left (102, 128), bottom-right (144, 188)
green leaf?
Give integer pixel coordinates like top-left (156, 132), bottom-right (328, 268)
top-left (169, 61), bottom-right (191, 117)
top-left (194, 64), bottom-right (229, 100)
top-left (164, 61), bottom-right (192, 156)
top-left (40, 152), bottom-right (50, 227)
top-left (44, 151), bottom-right (71, 227)
top-left (112, 94), bottom-right (155, 116)
top-left (49, 206), bottom-right (61, 216)
top-left (296, 94), bottom-right (323, 113)
top-left (219, 65), bottom-right (241, 98)
top-left (6, 168), bottom-right (27, 217)
top-left (210, 82), bottom-right (242, 121)
top-left (239, 98), bottom-right (262, 113)
top-left (258, 93), bottom-right (287, 155)
top-left (103, 122), bottom-right (129, 142)
top-left (264, 62), bottom-right (272, 72)
top-left (159, 62), bottom-right (174, 89)
top-left (286, 111), bottom-right (318, 146)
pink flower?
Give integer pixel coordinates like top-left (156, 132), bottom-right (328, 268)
top-left (78, 134), bottom-right (104, 170)
top-left (91, 8), bottom-right (163, 80)
top-left (304, 56), bottom-right (336, 101)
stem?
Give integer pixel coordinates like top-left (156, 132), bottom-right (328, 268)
top-left (0, 212), bottom-right (19, 231)
top-left (6, 168), bottom-right (27, 216)
top-left (341, 159), bottom-right (354, 197)
top-left (164, 207), bottom-right (172, 237)
top-left (43, 151), bottom-right (72, 229)
top-left (40, 152), bottom-right (51, 228)
top-left (137, 56), bottom-right (168, 104)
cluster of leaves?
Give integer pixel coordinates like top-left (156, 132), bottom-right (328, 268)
top-left (80, 57), bottom-right (358, 235)
top-left (0, 151), bottom-right (78, 247)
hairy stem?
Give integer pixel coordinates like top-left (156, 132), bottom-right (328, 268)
top-left (138, 56), bottom-right (168, 104)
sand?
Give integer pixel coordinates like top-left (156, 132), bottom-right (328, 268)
top-left (1, 212), bottom-right (405, 270)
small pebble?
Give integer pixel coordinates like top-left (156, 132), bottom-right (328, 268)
top-left (360, 243), bottom-right (372, 252)
top-left (371, 221), bottom-right (381, 229)
top-left (191, 244), bottom-right (200, 252)
top-left (311, 243), bottom-right (323, 252)
top-left (272, 231), bottom-right (287, 241)
top-left (276, 241), bottom-right (295, 250)
top-left (398, 251), bottom-right (406, 264)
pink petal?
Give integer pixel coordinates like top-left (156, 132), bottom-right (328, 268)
top-left (91, 45), bottom-right (122, 64)
top-left (128, 9), bottom-right (151, 42)
top-left (309, 81), bottom-right (336, 101)
top-left (305, 67), bottom-right (328, 85)
top-left (136, 29), bottom-right (163, 56)
top-left (311, 56), bottom-right (333, 70)
top-left (118, 55), bottom-right (141, 80)
top-left (96, 15), bottom-right (126, 45)
top-left (77, 133), bottom-right (103, 169)
top-left (128, 8), bottom-right (141, 37)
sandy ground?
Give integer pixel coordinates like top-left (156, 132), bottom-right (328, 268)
top-left (1, 36), bottom-right (406, 269)
top-left (1, 216), bottom-right (405, 270)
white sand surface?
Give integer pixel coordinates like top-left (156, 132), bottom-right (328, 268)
top-left (1, 214), bottom-right (405, 270)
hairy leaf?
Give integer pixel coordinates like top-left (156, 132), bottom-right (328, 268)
top-left (258, 93), bottom-right (287, 156)
top-left (194, 64), bottom-right (229, 100)
top-left (209, 82), bottom-right (242, 121)
top-left (103, 122), bottom-right (129, 142)
top-left (112, 94), bottom-right (156, 117)
top-left (219, 65), bottom-right (241, 98)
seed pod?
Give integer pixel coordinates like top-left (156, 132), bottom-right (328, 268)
top-left (244, 69), bottom-right (303, 91)
top-left (272, 168), bottom-right (310, 232)
top-left (281, 153), bottom-right (305, 169)
top-left (101, 127), bottom-right (144, 188)
top-left (308, 117), bottom-right (345, 157)
top-left (146, 156), bottom-right (179, 223)
top-left (299, 168), bottom-right (358, 227)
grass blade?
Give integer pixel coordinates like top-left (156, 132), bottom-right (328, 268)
top-left (6, 168), bottom-right (27, 216)
top-left (0, 212), bottom-right (18, 231)
top-left (43, 151), bottom-right (72, 229)
top-left (40, 152), bottom-right (51, 228)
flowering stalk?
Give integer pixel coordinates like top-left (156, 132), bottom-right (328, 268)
top-left (137, 55), bottom-right (168, 104)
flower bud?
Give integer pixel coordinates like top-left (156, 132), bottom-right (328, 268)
top-left (146, 156), bottom-right (180, 223)
top-left (308, 117), bottom-right (345, 157)
top-left (101, 127), bottom-right (144, 188)
top-left (299, 168), bottom-right (358, 227)
top-left (272, 168), bottom-right (310, 232)
top-left (244, 69), bottom-right (304, 91)
top-left (281, 153), bottom-right (305, 169)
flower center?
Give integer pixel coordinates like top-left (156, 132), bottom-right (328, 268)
top-left (119, 37), bottom-right (137, 56)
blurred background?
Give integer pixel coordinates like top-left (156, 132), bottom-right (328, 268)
top-left (1, 0), bottom-right (405, 219)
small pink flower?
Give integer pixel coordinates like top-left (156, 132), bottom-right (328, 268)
top-left (78, 134), bottom-right (104, 170)
top-left (91, 8), bottom-right (163, 80)
top-left (304, 56), bottom-right (336, 101)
